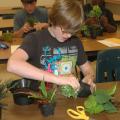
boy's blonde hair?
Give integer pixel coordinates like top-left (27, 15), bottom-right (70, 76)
top-left (49, 0), bottom-right (84, 34)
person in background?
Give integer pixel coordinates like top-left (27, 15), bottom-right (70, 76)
top-left (84, 0), bottom-right (117, 33)
top-left (7, 0), bottom-right (95, 92)
top-left (13, 0), bottom-right (48, 37)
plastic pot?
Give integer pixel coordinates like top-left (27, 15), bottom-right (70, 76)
top-left (78, 82), bottom-right (91, 97)
top-left (12, 93), bottom-right (34, 105)
top-left (39, 103), bottom-right (56, 117)
top-left (10, 79), bottom-right (40, 105)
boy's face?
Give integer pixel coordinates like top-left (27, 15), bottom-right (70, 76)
top-left (52, 26), bottom-right (72, 42)
top-left (22, 2), bottom-right (37, 14)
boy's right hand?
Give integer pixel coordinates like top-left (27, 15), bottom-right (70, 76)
top-left (22, 23), bottom-right (33, 33)
top-left (58, 75), bottom-right (80, 91)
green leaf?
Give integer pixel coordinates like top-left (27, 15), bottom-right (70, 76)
top-left (39, 81), bottom-right (47, 98)
top-left (104, 101), bottom-right (117, 113)
top-left (106, 84), bottom-right (117, 96)
top-left (94, 104), bottom-right (104, 114)
top-left (84, 95), bottom-right (97, 109)
top-left (95, 92), bottom-right (111, 104)
top-left (60, 85), bottom-right (78, 98)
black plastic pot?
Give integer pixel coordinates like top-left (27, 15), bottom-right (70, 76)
top-left (78, 82), bottom-right (91, 97)
top-left (12, 93), bottom-right (34, 105)
top-left (10, 79), bottom-right (40, 105)
top-left (39, 103), bottom-right (56, 117)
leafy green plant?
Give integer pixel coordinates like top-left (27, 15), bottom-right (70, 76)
top-left (26, 17), bottom-right (38, 27)
top-left (29, 80), bottom-right (57, 104)
top-left (81, 5), bottom-right (102, 38)
top-left (2, 31), bottom-right (13, 42)
top-left (60, 85), bottom-right (78, 98)
top-left (0, 80), bottom-right (16, 109)
top-left (80, 25), bottom-right (90, 37)
top-left (87, 5), bottom-right (102, 18)
top-left (84, 84), bottom-right (117, 114)
top-left (0, 80), bottom-right (15, 100)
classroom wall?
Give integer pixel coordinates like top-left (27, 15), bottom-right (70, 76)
top-left (0, 0), bottom-right (55, 7)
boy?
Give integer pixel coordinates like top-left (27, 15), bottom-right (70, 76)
top-left (84, 0), bottom-right (117, 33)
top-left (14, 0), bottom-right (48, 37)
top-left (7, 0), bottom-right (95, 91)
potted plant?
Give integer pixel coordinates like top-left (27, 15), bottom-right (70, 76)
top-left (10, 79), bottom-right (40, 105)
top-left (0, 80), bottom-right (14, 119)
top-left (81, 5), bottom-right (103, 39)
top-left (1, 31), bottom-right (13, 43)
top-left (26, 16), bottom-right (38, 27)
top-left (60, 81), bottom-right (91, 98)
top-left (29, 80), bottom-right (57, 117)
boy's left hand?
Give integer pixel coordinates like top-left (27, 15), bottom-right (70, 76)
top-left (82, 78), bottom-right (96, 93)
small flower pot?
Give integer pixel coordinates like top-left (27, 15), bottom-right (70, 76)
top-left (39, 103), bottom-right (56, 117)
top-left (78, 82), bottom-right (91, 97)
top-left (10, 79), bottom-right (40, 105)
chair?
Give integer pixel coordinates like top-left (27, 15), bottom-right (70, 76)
top-left (96, 48), bottom-right (120, 83)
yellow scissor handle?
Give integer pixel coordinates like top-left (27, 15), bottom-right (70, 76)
top-left (67, 106), bottom-right (89, 120)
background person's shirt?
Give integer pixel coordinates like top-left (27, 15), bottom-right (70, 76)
top-left (14, 6), bottom-right (48, 31)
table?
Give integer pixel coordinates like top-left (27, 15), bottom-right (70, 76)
top-left (0, 38), bottom-right (22, 63)
top-left (0, 19), bottom-right (13, 30)
top-left (2, 81), bottom-right (120, 120)
top-left (0, 8), bottom-right (17, 16)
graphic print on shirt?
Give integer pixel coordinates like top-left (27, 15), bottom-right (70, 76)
top-left (40, 46), bottom-right (78, 75)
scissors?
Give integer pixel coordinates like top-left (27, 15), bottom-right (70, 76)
top-left (67, 106), bottom-right (89, 120)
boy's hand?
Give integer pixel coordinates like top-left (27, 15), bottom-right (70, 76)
top-left (82, 78), bottom-right (96, 93)
top-left (100, 15), bottom-right (109, 25)
top-left (22, 23), bottom-right (33, 33)
top-left (58, 75), bottom-right (80, 91)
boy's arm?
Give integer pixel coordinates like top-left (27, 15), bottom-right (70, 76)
top-left (7, 48), bottom-right (80, 90)
top-left (79, 61), bottom-right (96, 90)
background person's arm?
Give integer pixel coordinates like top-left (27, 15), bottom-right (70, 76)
top-left (13, 23), bottom-right (33, 37)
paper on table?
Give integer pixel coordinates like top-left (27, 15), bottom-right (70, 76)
top-left (98, 38), bottom-right (120, 47)
top-left (11, 45), bottom-right (20, 53)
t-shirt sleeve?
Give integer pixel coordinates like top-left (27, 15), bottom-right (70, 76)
top-left (19, 33), bottom-right (36, 58)
top-left (76, 38), bottom-right (87, 66)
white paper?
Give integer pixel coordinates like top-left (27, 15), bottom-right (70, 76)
top-left (11, 45), bottom-right (20, 53)
top-left (98, 38), bottom-right (120, 47)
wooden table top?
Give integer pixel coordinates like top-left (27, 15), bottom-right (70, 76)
top-left (0, 19), bottom-right (13, 29)
top-left (0, 7), bottom-right (21, 15)
top-left (0, 38), bottom-right (22, 60)
top-left (81, 32), bottom-right (120, 52)
top-left (2, 81), bottom-right (120, 120)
